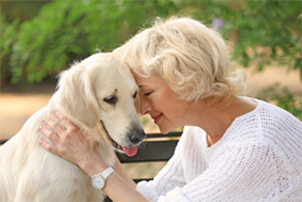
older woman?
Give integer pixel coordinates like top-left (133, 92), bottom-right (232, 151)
top-left (40, 16), bottom-right (302, 201)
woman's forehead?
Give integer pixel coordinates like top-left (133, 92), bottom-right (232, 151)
top-left (133, 73), bottom-right (147, 87)
top-left (137, 74), bottom-right (165, 89)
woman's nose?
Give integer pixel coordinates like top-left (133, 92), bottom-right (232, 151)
top-left (140, 97), bottom-right (151, 115)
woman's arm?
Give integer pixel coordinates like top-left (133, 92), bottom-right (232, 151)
top-left (77, 151), bottom-right (145, 201)
top-left (39, 111), bottom-right (147, 201)
top-left (113, 155), bottom-right (137, 189)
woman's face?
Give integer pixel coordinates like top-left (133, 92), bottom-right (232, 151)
top-left (133, 72), bottom-right (191, 134)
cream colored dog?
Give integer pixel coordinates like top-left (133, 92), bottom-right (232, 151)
top-left (0, 53), bottom-right (145, 201)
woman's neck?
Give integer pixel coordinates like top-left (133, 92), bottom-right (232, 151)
top-left (185, 96), bottom-right (257, 145)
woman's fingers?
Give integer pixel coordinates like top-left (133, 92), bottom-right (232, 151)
top-left (39, 139), bottom-right (59, 155)
top-left (39, 111), bottom-right (83, 164)
top-left (39, 125), bottom-right (60, 143)
top-left (39, 111), bottom-right (101, 167)
top-left (42, 117), bottom-right (66, 135)
top-left (55, 110), bottom-right (76, 130)
top-left (39, 124), bottom-right (61, 155)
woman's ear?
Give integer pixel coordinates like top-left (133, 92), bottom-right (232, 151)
top-left (57, 63), bottom-right (100, 128)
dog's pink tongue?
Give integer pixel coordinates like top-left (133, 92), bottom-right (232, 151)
top-left (122, 146), bottom-right (138, 157)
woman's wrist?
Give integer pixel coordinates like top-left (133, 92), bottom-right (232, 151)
top-left (78, 154), bottom-right (109, 177)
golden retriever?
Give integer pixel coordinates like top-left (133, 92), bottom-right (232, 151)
top-left (0, 53), bottom-right (145, 201)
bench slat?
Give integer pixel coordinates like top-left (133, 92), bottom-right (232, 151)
top-left (117, 140), bottom-right (178, 163)
top-left (145, 132), bottom-right (182, 138)
top-left (1, 132), bottom-right (182, 202)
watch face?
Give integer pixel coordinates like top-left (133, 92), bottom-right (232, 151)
top-left (92, 176), bottom-right (105, 189)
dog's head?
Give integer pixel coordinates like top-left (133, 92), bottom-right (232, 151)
top-left (57, 53), bottom-right (145, 157)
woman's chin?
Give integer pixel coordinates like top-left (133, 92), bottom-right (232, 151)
top-left (158, 125), bottom-right (171, 134)
top-left (157, 120), bottom-right (179, 134)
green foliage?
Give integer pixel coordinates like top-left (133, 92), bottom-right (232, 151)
top-left (257, 83), bottom-right (302, 120)
top-left (0, 16), bottom-right (19, 83)
top-left (1, 1), bottom-right (48, 23)
top-left (186, 1), bottom-right (301, 74)
top-left (1, 0), bottom-right (182, 83)
top-left (1, 0), bottom-right (301, 84)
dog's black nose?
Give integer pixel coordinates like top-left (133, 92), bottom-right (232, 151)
top-left (129, 128), bottom-right (146, 145)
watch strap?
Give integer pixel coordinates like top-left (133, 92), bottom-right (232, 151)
top-left (100, 167), bottom-right (115, 179)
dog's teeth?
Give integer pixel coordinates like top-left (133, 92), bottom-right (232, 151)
top-left (105, 130), bottom-right (123, 150)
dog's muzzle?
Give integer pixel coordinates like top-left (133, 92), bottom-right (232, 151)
top-left (100, 120), bottom-right (146, 157)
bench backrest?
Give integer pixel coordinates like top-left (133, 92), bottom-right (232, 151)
top-left (0, 132), bottom-right (182, 201)
top-left (117, 132), bottom-right (181, 163)
top-left (0, 132), bottom-right (181, 164)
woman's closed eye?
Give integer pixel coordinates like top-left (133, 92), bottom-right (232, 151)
top-left (144, 91), bottom-right (153, 97)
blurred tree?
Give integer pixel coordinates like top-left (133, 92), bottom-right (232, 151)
top-left (1, 16), bottom-right (19, 84)
top-left (1, 1), bottom-right (51, 23)
top-left (1, 0), bottom-right (180, 84)
top-left (257, 83), bottom-right (301, 120)
top-left (185, 1), bottom-right (301, 75)
top-left (0, 0), bottom-right (300, 84)
top-left (1, 0), bottom-right (50, 84)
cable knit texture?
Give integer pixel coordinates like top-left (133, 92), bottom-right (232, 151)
top-left (136, 99), bottom-right (302, 201)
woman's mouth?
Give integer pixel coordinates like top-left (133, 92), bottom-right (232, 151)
top-left (152, 113), bottom-right (163, 124)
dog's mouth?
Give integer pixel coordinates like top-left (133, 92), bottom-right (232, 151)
top-left (100, 120), bottom-right (138, 157)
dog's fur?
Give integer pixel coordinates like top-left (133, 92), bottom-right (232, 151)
top-left (0, 53), bottom-right (145, 201)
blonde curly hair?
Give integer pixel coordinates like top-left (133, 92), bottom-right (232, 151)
top-left (113, 16), bottom-right (246, 106)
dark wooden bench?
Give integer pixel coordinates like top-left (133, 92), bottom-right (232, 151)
top-left (0, 132), bottom-right (182, 201)
top-left (105, 132), bottom-right (181, 201)
top-left (0, 132), bottom-right (181, 168)
top-left (115, 132), bottom-right (181, 181)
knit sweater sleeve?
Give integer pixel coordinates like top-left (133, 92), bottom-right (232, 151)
top-left (136, 127), bottom-right (188, 202)
top-left (138, 139), bottom-right (279, 202)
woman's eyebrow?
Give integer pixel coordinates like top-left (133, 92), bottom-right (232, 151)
top-left (138, 84), bottom-right (147, 88)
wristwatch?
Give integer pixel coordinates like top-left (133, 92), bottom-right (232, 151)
top-left (91, 167), bottom-right (115, 189)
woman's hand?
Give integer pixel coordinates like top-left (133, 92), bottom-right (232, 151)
top-left (39, 111), bottom-right (148, 201)
top-left (39, 110), bottom-right (107, 174)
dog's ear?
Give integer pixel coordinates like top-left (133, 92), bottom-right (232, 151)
top-left (57, 62), bottom-right (100, 128)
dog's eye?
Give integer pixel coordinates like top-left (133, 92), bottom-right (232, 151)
top-left (104, 96), bottom-right (117, 105)
top-left (133, 92), bottom-right (137, 99)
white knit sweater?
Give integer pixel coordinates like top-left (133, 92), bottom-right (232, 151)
top-left (136, 99), bottom-right (302, 201)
